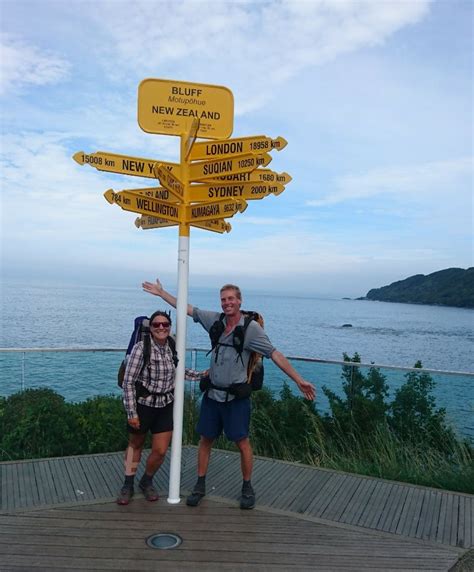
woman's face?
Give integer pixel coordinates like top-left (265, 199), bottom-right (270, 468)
top-left (150, 315), bottom-right (171, 344)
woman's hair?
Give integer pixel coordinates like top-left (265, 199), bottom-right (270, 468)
top-left (149, 310), bottom-right (172, 325)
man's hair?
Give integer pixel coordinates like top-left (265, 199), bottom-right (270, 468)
top-left (220, 284), bottom-right (242, 300)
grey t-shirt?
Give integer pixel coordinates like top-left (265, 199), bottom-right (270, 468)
top-left (193, 308), bottom-right (276, 402)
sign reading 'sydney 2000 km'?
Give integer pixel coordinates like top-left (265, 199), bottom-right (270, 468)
top-left (138, 79), bottom-right (234, 139)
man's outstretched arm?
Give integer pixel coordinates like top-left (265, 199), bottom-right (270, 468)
top-left (142, 278), bottom-right (194, 317)
top-left (270, 350), bottom-right (316, 401)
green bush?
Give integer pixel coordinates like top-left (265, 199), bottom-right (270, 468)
top-left (389, 361), bottom-right (456, 451)
top-left (74, 395), bottom-right (128, 454)
top-left (323, 352), bottom-right (389, 436)
top-left (0, 388), bottom-right (79, 461)
top-left (2, 363), bottom-right (472, 494)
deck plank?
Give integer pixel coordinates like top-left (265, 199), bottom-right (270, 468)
top-left (0, 499), bottom-right (461, 571)
top-left (0, 447), bottom-right (472, 554)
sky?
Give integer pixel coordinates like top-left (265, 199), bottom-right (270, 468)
top-left (1, 0), bottom-right (472, 298)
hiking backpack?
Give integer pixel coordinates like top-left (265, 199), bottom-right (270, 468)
top-left (117, 316), bottom-right (178, 394)
top-left (205, 311), bottom-right (265, 392)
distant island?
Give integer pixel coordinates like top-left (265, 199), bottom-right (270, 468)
top-left (362, 268), bottom-right (474, 309)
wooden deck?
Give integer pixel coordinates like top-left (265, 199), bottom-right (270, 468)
top-left (0, 446), bottom-right (471, 571)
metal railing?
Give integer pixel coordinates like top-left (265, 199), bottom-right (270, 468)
top-left (1, 347), bottom-right (472, 437)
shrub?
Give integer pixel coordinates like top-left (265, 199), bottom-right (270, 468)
top-left (0, 388), bottom-right (79, 460)
top-left (74, 395), bottom-right (128, 454)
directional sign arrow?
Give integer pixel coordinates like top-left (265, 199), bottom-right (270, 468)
top-left (188, 181), bottom-right (285, 202)
top-left (189, 135), bottom-right (287, 161)
top-left (189, 153), bottom-right (271, 182)
top-left (153, 163), bottom-right (185, 201)
top-left (185, 117), bottom-right (200, 160)
top-left (135, 215), bottom-right (177, 229)
top-left (104, 189), bottom-right (181, 222)
top-left (185, 198), bottom-right (247, 223)
top-left (191, 219), bottom-right (232, 234)
top-left (111, 186), bottom-right (178, 203)
top-left (73, 151), bottom-right (180, 180)
top-left (208, 169), bottom-right (293, 185)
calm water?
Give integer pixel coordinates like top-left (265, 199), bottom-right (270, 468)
top-left (1, 281), bottom-right (473, 437)
top-left (1, 282), bottom-right (472, 370)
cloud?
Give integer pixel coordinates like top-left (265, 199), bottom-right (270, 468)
top-left (0, 33), bottom-right (70, 95)
top-left (89, 0), bottom-right (432, 114)
top-left (307, 157), bottom-right (473, 207)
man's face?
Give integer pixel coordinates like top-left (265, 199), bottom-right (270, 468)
top-left (220, 288), bottom-right (241, 317)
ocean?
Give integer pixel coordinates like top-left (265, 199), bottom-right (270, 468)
top-left (1, 281), bottom-right (473, 437)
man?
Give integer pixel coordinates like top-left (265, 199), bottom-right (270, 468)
top-left (142, 278), bottom-right (316, 510)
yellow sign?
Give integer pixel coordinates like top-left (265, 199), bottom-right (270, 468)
top-left (185, 117), bottom-right (200, 159)
top-left (189, 153), bottom-right (271, 182)
top-left (104, 189), bottom-right (180, 222)
top-left (208, 169), bottom-right (292, 185)
top-left (189, 135), bottom-right (287, 161)
top-left (135, 216), bottom-right (177, 229)
top-left (185, 198), bottom-right (247, 222)
top-left (153, 164), bottom-right (185, 201)
top-left (138, 78), bottom-right (234, 139)
top-left (73, 151), bottom-right (180, 180)
top-left (191, 220), bottom-right (232, 234)
top-left (189, 181), bottom-right (285, 202)
top-left (112, 186), bottom-right (178, 203)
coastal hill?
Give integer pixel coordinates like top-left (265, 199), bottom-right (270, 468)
top-left (364, 268), bottom-right (474, 309)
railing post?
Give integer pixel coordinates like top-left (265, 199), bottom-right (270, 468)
top-left (21, 351), bottom-right (25, 392)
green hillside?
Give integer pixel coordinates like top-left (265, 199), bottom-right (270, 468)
top-left (365, 268), bottom-right (474, 308)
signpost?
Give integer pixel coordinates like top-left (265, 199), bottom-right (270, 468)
top-left (208, 169), bottom-right (292, 185)
top-left (104, 189), bottom-right (180, 222)
top-left (188, 135), bottom-right (287, 161)
top-left (73, 77), bottom-right (291, 506)
top-left (188, 181), bottom-right (284, 202)
top-left (135, 215), bottom-right (177, 229)
top-left (185, 197), bottom-right (247, 223)
top-left (189, 152), bottom-right (272, 182)
top-left (73, 151), bottom-right (180, 179)
top-left (190, 219), bottom-right (232, 234)
top-left (110, 187), bottom-right (178, 203)
top-left (153, 164), bottom-right (185, 201)
top-left (138, 78), bottom-right (234, 139)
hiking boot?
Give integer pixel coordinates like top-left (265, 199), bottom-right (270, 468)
top-left (139, 480), bottom-right (159, 502)
top-left (240, 483), bottom-right (255, 510)
top-left (186, 481), bottom-right (205, 507)
top-left (116, 486), bottom-right (134, 505)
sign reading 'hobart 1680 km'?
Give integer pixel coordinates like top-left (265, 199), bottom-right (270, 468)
top-left (138, 79), bottom-right (234, 139)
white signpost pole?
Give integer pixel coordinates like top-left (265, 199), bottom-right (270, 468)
top-left (167, 132), bottom-right (191, 504)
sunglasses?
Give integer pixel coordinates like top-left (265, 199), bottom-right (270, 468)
top-left (151, 322), bottom-right (170, 329)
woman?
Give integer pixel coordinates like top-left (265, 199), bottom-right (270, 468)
top-left (117, 310), bottom-right (204, 505)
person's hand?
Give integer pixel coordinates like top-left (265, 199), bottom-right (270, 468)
top-left (127, 417), bottom-right (140, 429)
top-left (142, 278), bottom-right (163, 297)
top-left (297, 379), bottom-right (316, 401)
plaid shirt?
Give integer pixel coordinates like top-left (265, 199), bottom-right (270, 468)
top-left (122, 337), bottom-right (202, 419)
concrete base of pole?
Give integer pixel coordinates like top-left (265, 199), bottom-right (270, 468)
top-left (167, 497), bottom-right (181, 505)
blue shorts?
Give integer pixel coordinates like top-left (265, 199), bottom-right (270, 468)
top-left (197, 394), bottom-right (251, 442)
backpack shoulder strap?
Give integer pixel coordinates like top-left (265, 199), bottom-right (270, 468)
top-left (208, 312), bottom-right (226, 349)
top-left (167, 335), bottom-right (179, 367)
top-left (141, 320), bottom-right (151, 370)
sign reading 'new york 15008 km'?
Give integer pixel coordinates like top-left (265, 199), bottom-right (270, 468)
top-left (138, 79), bottom-right (234, 139)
